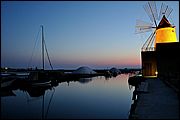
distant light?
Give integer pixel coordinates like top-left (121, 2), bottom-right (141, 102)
top-left (155, 71), bottom-right (158, 75)
top-left (5, 67), bottom-right (8, 70)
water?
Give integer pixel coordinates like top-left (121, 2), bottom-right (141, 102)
top-left (1, 74), bottom-right (134, 119)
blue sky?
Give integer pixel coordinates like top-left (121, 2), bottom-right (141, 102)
top-left (1, 1), bottom-right (179, 69)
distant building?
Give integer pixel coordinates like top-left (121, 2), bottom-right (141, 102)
top-left (72, 66), bottom-right (96, 74)
top-left (109, 67), bottom-right (121, 76)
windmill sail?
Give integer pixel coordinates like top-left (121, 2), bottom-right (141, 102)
top-left (141, 31), bottom-right (156, 51)
top-left (143, 1), bottom-right (158, 27)
top-left (135, 20), bottom-right (154, 33)
top-left (136, 1), bottom-right (176, 51)
top-left (159, 3), bottom-right (173, 20)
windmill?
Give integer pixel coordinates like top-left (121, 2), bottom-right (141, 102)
top-left (136, 1), bottom-right (177, 51)
top-left (136, 1), bottom-right (177, 77)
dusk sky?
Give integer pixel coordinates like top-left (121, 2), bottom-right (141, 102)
top-left (1, 1), bottom-right (179, 69)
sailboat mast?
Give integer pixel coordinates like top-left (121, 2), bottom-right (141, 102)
top-left (41, 25), bottom-right (45, 70)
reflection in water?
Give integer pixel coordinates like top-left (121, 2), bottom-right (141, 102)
top-left (78, 77), bottom-right (93, 84)
top-left (26, 86), bottom-right (50, 97)
top-left (0, 89), bottom-right (16, 97)
top-left (1, 74), bottom-right (134, 119)
top-left (22, 86), bottom-right (54, 119)
top-left (128, 84), bottom-right (133, 91)
top-left (45, 88), bottom-right (55, 119)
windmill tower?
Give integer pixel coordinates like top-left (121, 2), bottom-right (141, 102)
top-left (136, 1), bottom-right (177, 77)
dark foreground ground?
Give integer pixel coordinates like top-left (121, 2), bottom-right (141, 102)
top-left (130, 78), bottom-right (179, 119)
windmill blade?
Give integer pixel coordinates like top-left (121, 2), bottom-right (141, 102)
top-left (135, 19), bottom-right (154, 34)
top-left (143, 1), bottom-right (158, 27)
top-left (159, 3), bottom-right (173, 20)
top-left (135, 27), bottom-right (153, 34)
top-left (141, 30), bottom-right (156, 51)
top-left (166, 7), bottom-right (173, 18)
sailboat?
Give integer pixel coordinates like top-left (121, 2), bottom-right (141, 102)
top-left (28, 25), bottom-right (54, 86)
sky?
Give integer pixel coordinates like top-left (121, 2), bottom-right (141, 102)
top-left (1, 1), bottom-right (179, 69)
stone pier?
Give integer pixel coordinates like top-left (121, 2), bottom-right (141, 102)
top-left (130, 78), bottom-right (179, 119)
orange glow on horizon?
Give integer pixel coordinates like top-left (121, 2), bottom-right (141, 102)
top-left (53, 55), bottom-right (140, 68)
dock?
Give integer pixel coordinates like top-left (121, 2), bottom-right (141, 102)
top-left (130, 78), bottom-right (179, 119)
top-left (136, 81), bottom-right (149, 93)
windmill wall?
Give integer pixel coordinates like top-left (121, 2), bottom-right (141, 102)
top-left (141, 51), bottom-right (157, 77)
top-left (141, 42), bottom-right (179, 90)
top-left (156, 42), bottom-right (180, 91)
top-left (155, 27), bottom-right (177, 47)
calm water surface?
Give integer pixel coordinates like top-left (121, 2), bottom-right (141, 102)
top-left (1, 74), bottom-right (134, 119)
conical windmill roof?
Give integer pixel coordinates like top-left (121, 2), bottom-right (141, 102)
top-left (157, 15), bottom-right (173, 29)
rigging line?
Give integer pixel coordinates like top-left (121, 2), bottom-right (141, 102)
top-left (142, 32), bottom-right (154, 49)
top-left (27, 27), bottom-right (41, 68)
top-left (25, 91), bottom-right (32, 114)
top-left (169, 16), bottom-right (174, 26)
top-left (146, 31), bottom-right (156, 50)
top-left (42, 25), bottom-right (45, 70)
top-left (25, 91), bottom-right (30, 103)
top-left (45, 88), bottom-right (55, 119)
top-left (159, 3), bottom-right (163, 20)
top-left (44, 40), bottom-right (53, 70)
top-left (42, 94), bottom-right (45, 120)
top-left (164, 5), bottom-right (168, 15)
top-left (144, 5), bottom-right (153, 22)
top-left (149, 32), bottom-right (155, 50)
top-left (167, 9), bottom-right (173, 18)
top-left (146, 31), bottom-right (155, 49)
